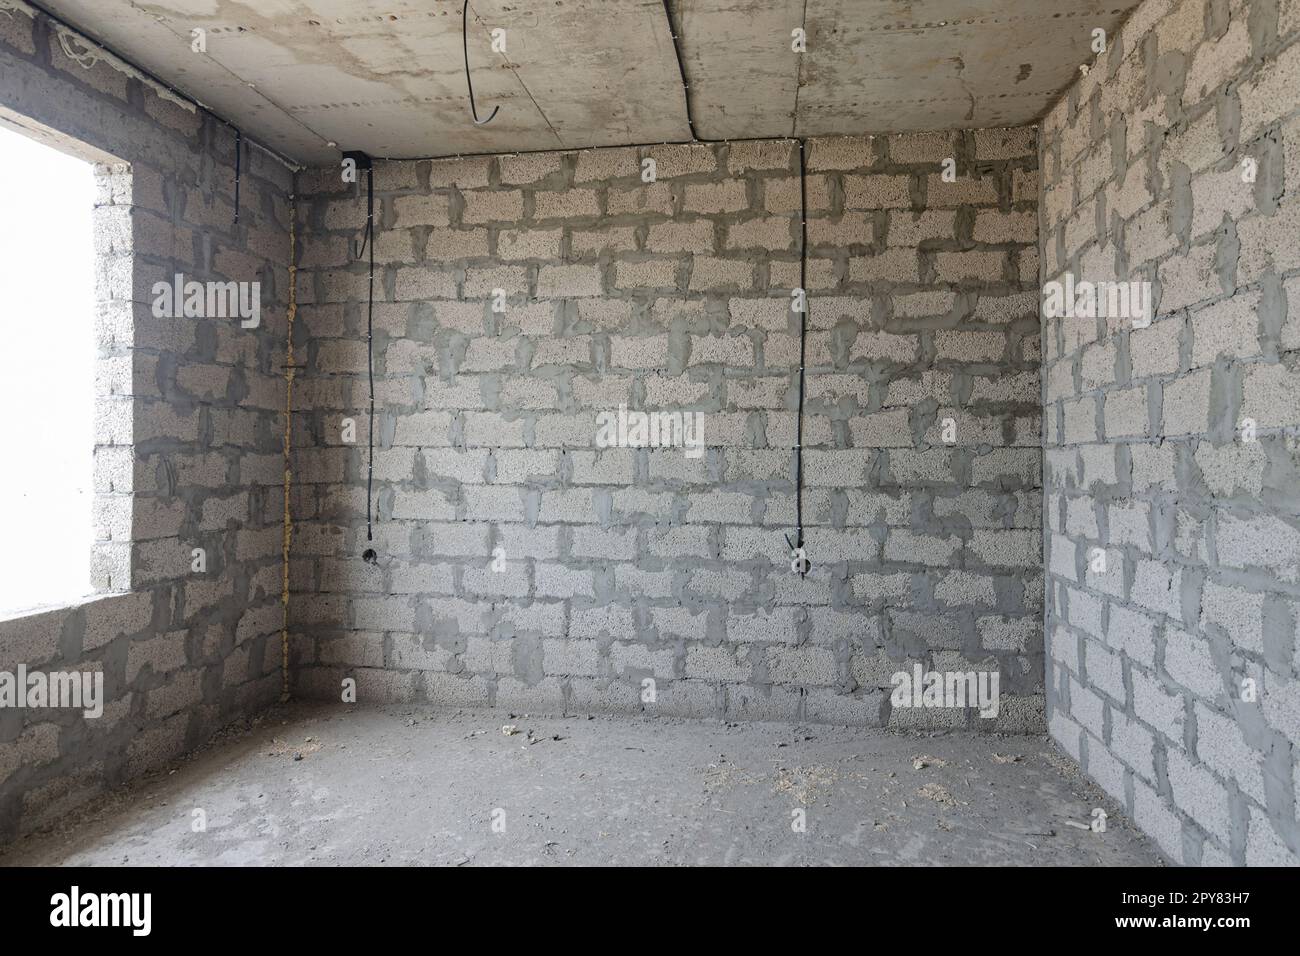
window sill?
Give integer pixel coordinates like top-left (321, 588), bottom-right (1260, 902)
top-left (0, 590), bottom-right (132, 626)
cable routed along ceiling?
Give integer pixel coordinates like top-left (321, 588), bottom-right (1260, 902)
top-left (31, 0), bottom-right (1142, 164)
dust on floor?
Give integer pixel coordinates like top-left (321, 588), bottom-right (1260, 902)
top-left (0, 703), bottom-right (1166, 866)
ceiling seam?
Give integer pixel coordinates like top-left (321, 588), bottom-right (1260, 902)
top-left (121, 0), bottom-right (332, 156)
top-left (468, 1), bottom-right (564, 149)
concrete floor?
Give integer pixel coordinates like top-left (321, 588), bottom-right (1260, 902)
top-left (0, 703), bottom-right (1166, 866)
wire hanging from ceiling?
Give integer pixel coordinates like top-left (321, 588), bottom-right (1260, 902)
top-left (782, 140), bottom-right (809, 578)
top-left (233, 129), bottom-right (243, 224)
top-left (462, 0), bottom-right (500, 125)
top-left (658, 0), bottom-right (810, 578)
top-left (347, 155), bottom-right (378, 563)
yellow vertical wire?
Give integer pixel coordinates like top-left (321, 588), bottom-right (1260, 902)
top-left (281, 192), bottom-right (296, 703)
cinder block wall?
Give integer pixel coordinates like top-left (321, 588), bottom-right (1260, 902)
top-left (1040, 0), bottom-right (1300, 863)
top-left (0, 6), bottom-right (291, 839)
top-left (290, 130), bottom-right (1044, 729)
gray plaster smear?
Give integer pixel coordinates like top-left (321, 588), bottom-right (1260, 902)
top-left (0, 0), bottom-right (1297, 866)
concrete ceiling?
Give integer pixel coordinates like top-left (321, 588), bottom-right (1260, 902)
top-left (680, 0), bottom-right (1143, 139)
top-left (33, 0), bottom-right (1141, 165)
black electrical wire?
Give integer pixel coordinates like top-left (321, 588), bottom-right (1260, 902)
top-left (350, 166), bottom-right (376, 556)
top-left (792, 140), bottom-right (808, 572)
top-left (658, 0), bottom-right (701, 142)
top-left (364, 168), bottom-right (375, 546)
top-left (462, 0), bottom-right (500, 125)
top-left (233, 129), bottom-right (242, 224)
top-left (659, 0), bottom-right (810, 576)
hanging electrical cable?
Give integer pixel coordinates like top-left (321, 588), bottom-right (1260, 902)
top-left (462, 0), bottom-right (500, 125)
top-left (787, 140), bottom-right (810, 577)
top-left (364, 164), bottom-right (375, 562)
top-left (658, 0), bottom-right (811, 577)
top-left (281, 189), bottom-right (297, 702)
top-left (233, 129), bottom-right (243, 224)
top-left (343, 151), bottom-right (378, 564)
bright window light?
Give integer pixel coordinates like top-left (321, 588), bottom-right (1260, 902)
top-left (0, 123), bottom-right (97, 616)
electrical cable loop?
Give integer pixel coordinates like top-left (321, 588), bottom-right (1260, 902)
top-left (463, 0), bottom-right (500, 125)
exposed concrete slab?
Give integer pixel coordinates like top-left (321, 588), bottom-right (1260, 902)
top-left (674, 0), bottom-right (805, 140)
top-left (0, 703), bottom-right (1165, 865)
top-left (680, 0), bottom-right (1144, 138)
top-left (34, 0), bottom-right (1139, 164)
top-left (23, 0), bottom-right (331, 163)
top-left (35, 0), bottom-right (691, 163)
